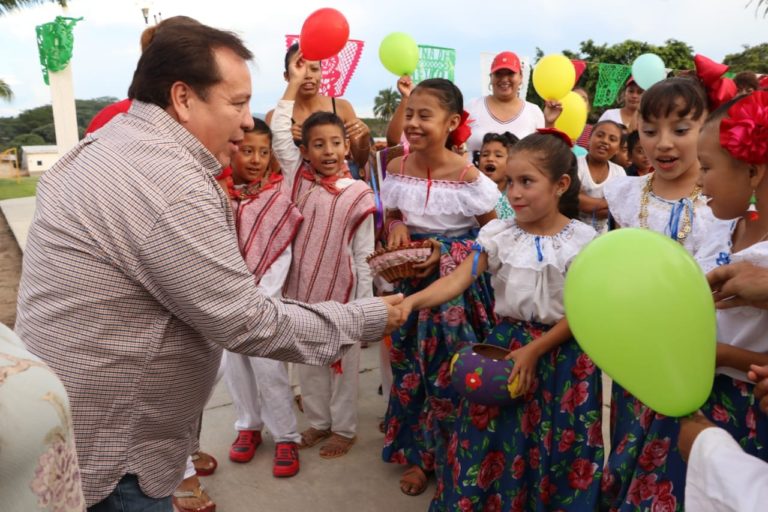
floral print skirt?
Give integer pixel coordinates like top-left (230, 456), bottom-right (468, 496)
top-left (382, 232), bottom-right (495, 472)
top-left (600, 384), bottom-right (685, 511)
top-left (700, 374), bottom-right (768, 461)
top-left (430, 319), bottom-right (604, 511)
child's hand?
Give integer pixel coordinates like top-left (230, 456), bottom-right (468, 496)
top-left (412, 239), bottom-right (442, 278)
top-left (505, 344), bottom-right (541, 396)
top-left (345, 118), bottom-right (370, 142)
top-left (291, 121), bottom-right (303, 142)
top-left (543, 100), bottom-right (563, 127)
top-left (748, 364), bottom-right (768, 415)
top-left (397, 75), bottom-right (414, 98)
top-left (387, 223), bottom-right (411, 248)
top-left (286, 50), bottom-right (306, 84)
top-left (398, 296), bottom-right (414, 320)
top-left (381, 293), bottom-right (407, 334)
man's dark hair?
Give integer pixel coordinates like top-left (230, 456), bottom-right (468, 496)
top-left (128, 17), bottom-right (253, 108)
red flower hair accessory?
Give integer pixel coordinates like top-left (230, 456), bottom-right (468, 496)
top-left (448, 110), bottom-right (473, 148)
top-left (719, 91), bottom-right (768, 165)
top-left (536, 127), bottom-right (574, 148)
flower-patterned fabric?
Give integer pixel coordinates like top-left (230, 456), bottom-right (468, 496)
top-left (0, 323), bottom-right (85, 512)
top-left (382, 232), bottom-right (495, 474)
top-left (431, 319), bottom-right (603, 511)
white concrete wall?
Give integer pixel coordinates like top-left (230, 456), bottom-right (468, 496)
top-left (23, 152), bottom-right (60, 176)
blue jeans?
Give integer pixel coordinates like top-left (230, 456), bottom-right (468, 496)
top-left (88, 474), bottom-right (172, 512)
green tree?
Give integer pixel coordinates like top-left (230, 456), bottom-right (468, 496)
top-left (750, 0), bottom-right (768, 17)
top-left (0, 79), bottom-right (12, 101)
top-left (723, 43), bottom-right (768, 73)
top-left (373, 88), bottom-right (399, 121)
top-left (10, 133), bottom-right (45, 146)
top-left (0, 0), bottom-right (67, 15)
top-left (529, 39), bottom-right (695, 116)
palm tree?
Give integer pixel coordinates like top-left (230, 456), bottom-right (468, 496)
top-left (373, 87), bottom-right (400, 121)
top-left (750, 0), bottom-right (768, 16)
top-left (0, 79), bottom-right (12, 101)
top-left (0, 0), bottom-right (67, 15)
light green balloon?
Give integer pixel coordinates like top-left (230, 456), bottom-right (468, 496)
top-left (564, 228), bottom-right (716, 417)
top-left (379, 32), bottom-right (419, 76)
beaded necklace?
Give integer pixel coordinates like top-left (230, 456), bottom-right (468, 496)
top-left (638, 173), bottom-right (701, 243)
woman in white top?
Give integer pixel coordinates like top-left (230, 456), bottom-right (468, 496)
top-left (576, 120), bottom-right (627, 233)
top-left (598, 77), bottom-right (644, 132)
top-left (465, 51), bottom-right (546, 158)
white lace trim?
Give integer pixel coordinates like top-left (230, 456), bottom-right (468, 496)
top-left (380, 172), bottom-right (500, 216)
top-left (477, 218), bottom-right (597, 272)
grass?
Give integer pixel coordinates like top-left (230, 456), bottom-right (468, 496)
top-left (0, 177), bottom-right (39, 200)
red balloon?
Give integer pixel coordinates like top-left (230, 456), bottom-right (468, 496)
top-left (299, 8), bottom-right (350, 61)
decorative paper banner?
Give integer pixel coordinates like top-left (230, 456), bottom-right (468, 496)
top-left (480, 52), bottom-right (531, 99)
top-left (285, 35), bottom-right (363, 97)
top-left (413, 45), bottom-right (456, 83)
top-left (36, 16), bottom-right (83, 85)
top-left (593, 63), bottom-right (632, 107)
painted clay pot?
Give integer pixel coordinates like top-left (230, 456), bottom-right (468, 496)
top-left (450, 343), bottom-right (521, 406)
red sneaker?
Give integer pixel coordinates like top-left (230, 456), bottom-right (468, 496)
top-left (273, 442), bottom-right (300, 478)
top-left (229, 430), bottom-right (262, 463)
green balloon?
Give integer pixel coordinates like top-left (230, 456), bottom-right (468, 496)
top-left (564, 228), bottom-right (716, 417)
top-left (379, 32), bottom-right (419, 76)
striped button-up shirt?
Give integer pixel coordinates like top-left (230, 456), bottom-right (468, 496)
top-left (15, 101), bottom-right (388, 506)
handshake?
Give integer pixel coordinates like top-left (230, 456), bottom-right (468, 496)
top-left (381, 294), bottom-right (412, 335)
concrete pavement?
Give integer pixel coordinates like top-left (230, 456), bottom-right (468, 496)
top-left (0, 196), bottom-right (35, 252)
top-left (200, 348), bottom-right (433, 511)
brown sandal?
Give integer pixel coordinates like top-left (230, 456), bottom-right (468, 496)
top-left (299, 427), bottom-right (331, 449)
top-left (399, 465), bottom-right (428, 496)
top-left (173, 475), bottom-right (216, 512)
top-left (318, 433), bottom-right (356, 459)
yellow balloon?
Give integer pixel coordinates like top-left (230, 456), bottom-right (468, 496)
top-left (554, 91), bottom-right (588, 143)
top-left (532, 54), bottom-right (575, 101)
top-left (507, 374), bottom-right (523, 399)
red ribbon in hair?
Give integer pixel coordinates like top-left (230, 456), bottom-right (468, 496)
top-left (536, 127), bottom-right (574, 147)
top-left (720, 91), bottom-right (768, 165)
top-left (694, 54), bottom-right (738, 110)
top-left (448, 110), bottom-right (473, 149)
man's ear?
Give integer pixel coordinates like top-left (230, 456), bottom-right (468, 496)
top-left (169, 81), bottom-right (194, 123)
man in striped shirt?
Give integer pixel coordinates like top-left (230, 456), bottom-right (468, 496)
top-left (15, 19), bottom-right (404, 511)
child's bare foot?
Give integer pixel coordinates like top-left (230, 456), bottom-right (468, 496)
top-left (318, 433), bottom-right (356, 459)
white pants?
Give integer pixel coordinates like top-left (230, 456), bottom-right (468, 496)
top-left (223, 351), bottom-right (301, 444)
top-left (298, 342), bottom-right (361, 439)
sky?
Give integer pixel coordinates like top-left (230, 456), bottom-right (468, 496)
top-left (0, 0), bottom-right (766, 119)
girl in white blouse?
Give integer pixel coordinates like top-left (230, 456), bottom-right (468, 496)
top-left (380, 78), bottom-right (499, 497)
top-left (698, 90), bottom-right (768, 465)
top-left (402, 129), bottom-right (602, 511)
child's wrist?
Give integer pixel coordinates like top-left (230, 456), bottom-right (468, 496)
top-left (386, 219), bottom-right (404, 235)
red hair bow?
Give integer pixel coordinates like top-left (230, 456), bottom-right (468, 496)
top-left (694, 54), bottom-right (737, 110)
top-left (449, 110), bottom-right (473, 149)
top-left (537, 127), bottom-right (574, 147)
top-left (720, 91), bottom-right (768, 165)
